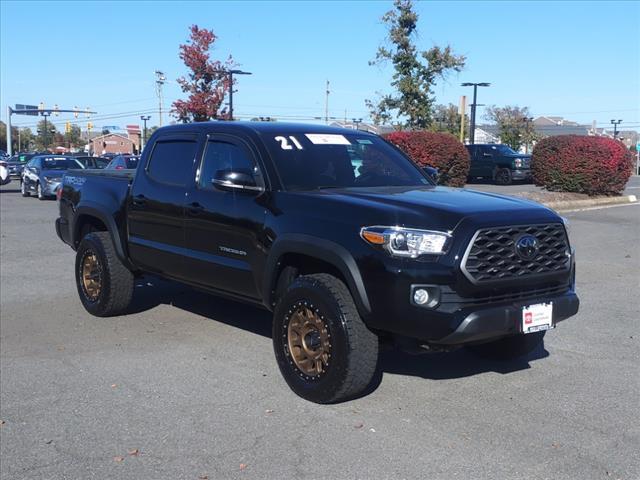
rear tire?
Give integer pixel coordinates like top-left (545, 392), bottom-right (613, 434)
top-left (21, 180), bottom-right (30, 197)
top-left (273, 273), bottom-right (379, 403)
top-left (467, 331), bottom-right (545, 361)
top-left (494, 168), bottom-right (512, 185)
top-left (75, 231), bottom-right (134, 317)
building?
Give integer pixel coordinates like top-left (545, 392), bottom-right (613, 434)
top-left (329, 121), bottom-right (395, 136)
top-left (91, 133), bottom-right (137, 155)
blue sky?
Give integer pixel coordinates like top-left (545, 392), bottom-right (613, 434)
top-left (1, 0), bottom-right (638, 134)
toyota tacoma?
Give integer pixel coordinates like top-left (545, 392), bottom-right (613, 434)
top-left (56, 122), bottom-right (578, 403)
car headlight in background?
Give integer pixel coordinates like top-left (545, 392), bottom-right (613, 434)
top-left (514, 158), bottom-right (524, 168)
top-left (43, 176), bottom-right (61, 184)
top-left (360, 226), bottom-right (451, 257)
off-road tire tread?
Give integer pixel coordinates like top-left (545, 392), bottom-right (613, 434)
top-left (281, 273), bottom-right (378, 403)
top-left (78, 232), bottom-right (133, 317)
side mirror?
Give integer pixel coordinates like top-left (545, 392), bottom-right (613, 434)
top-left (422, 166), bottom-right (439, 184)
top-left (212, 169), bottom-right (263, 192)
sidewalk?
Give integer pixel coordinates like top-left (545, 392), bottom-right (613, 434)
top-left (464, 177), bottom-right (639, 212)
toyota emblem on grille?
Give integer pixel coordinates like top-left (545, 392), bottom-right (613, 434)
top-left (515, 235), bottom-right (539, 260)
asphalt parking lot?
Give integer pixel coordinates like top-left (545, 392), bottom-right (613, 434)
top-left (1, 181), bottom-right (639, 480)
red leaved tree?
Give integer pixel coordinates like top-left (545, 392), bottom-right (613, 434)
top-left (172, 25), bottom-right (235, 123)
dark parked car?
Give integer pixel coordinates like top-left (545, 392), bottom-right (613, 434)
top-left (21, 155), bottom-right (84, 200)
top-left (75, 156), bottom-right (111, 169)
top-left (57, 122), bottom-right (578, 403)
top-left (4, 152), bottom-right (39, 180)
top-left (105, 154), bottom-right (140, 170)
top-left (466, 144), bottom-right (532, 185)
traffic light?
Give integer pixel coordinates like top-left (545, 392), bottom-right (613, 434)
top-left (87, 122), bottom-right (93, 131)
top-left (65, 122), bottom-right (71, 134)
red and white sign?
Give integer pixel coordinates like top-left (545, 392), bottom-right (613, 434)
top-left (522, 303), bottom-right (553, 333)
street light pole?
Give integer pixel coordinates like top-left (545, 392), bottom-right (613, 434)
top-left (461, 82), bottom-right (490, 144)
top-left (610, 119), bottom-right (622, 139)
top-left (41, 111), bottom-right (51, 151)
top-left (140, 115), bottom-right (151, 151)
top-left (227, 69), bottom-right (252, 121)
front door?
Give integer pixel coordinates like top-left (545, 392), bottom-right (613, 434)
top-left (127, 132), bottom-right (201, 280)
top-left (183, 134), bottom-right (266, 299)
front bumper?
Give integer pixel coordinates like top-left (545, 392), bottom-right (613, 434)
top-left (42, 181), bottom-right (62, 196)
top-left (433, 290), bottom-right (578, 345)
top-left (511, 168), bottom-right (532, 181)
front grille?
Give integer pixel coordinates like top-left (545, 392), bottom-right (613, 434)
top-left (461, 223), bottom-right (570, 284)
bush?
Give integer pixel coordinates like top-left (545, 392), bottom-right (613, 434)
top-left (384, 131), bottom-right (470, 187)
top-left (531, 135), bottom-right (634, 196)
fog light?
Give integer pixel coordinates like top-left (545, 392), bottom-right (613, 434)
top-left (413, 288), bottom-right (430, 305)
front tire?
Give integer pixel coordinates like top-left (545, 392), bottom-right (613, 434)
top-left (75, 231), bottom-right (134, 317)
top-left (36, 182), bottom-right (45, 200)
top-left (467, 331), bottom-right (545, 361)
top-left (494, 168), bottom-right (513, 185)
top-left (273, 273), bottom-right (379, 403)
top-left (21, 180), bottom-right (30, 197)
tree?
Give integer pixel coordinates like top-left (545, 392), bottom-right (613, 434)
top-left (65, 125), bottom-right (84, 149)
top-left (172, 25), bottom-right (235, 123)
top-left (35, 120), bottom-right (58, 151)
top-left (366, 0), bottom-right (465, 129)
top-left (485, 105), bottom-right (538, 151)
top-left (429, 103), bottom-right (469, 136)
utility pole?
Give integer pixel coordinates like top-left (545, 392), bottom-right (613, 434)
top-left (325, 80), bottom-right (330, 124)
top-left (140, 115), bottom-right (151, 151)
top-left (461, 82), bottom-right (490, 144)
top-left (155, 70), bottom-right (166, 127)
top-left (459, 95), bottom-right (467, 143)
top-left (610, 119), bottom-right (622, 139)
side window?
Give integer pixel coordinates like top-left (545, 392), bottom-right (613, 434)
top-left (147, 139), bottom-right (198, 186)
top-left (198, 141), bottom-right (258, 189)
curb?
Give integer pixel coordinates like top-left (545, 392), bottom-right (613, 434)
top-left (541, 195), bottom-right (638, 212)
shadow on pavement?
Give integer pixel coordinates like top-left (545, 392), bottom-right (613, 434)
top-left (129, 275), bottom-right (547, 393)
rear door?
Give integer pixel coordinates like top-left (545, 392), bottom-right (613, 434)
top-left (476, 146), bottom-right (497, 177)
top-left (127, 132), bottom-right (201, 280)
top-left (182, 133), bottom-right (266, 299)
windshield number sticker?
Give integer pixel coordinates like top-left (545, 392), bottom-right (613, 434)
top-left (275, 136), bottom-right (304, 151)
top-left (305, 134), bottom-right (351, 145)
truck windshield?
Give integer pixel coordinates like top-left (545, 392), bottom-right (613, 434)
top-left (262, 132), bottom-right (431, 191)
top-left (493, 145), bottom-right (519, 155)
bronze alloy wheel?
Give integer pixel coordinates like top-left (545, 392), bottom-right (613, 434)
top-left (81, 251), bottom-right (102, 302)
top-left (287, 303), bottom-right (331, 378)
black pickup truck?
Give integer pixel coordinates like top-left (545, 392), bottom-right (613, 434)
top-left (56, 122), bottom-right (578, 403)
top-left (466, 144), bottom-right (532, 185)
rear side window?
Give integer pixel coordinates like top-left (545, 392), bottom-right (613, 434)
top-left (147, 139), bottom-right (197, 186)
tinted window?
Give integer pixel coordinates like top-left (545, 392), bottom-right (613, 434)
top-left (42, 158), bottom-right (83, 170)
top-left (125, 156), bottom-right (140, 169)
top-left (198, 141), bottom-right (258, 189)
top-left (147, 140), bottom-right (197, 186)
top-left (262, 133), bottom-right (430, 190)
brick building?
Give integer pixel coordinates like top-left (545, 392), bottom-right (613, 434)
top-left (91, 133), bottom-right (137, 155)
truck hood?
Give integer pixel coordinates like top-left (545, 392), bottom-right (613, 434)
top-left (295, 185), bottom-right (557, 232)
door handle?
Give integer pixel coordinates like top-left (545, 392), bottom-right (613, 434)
top-left (187, 202), bottom-right (204, 215)
top-left (132, 194), bottom-right (146, 207)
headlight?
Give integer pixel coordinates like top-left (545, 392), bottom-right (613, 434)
top-left (514, 158), bottom-right (524, 168)
top-left (44, 176), bottom-right (60, 183)
top-left (360, 226), bottom-right (451, 257)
